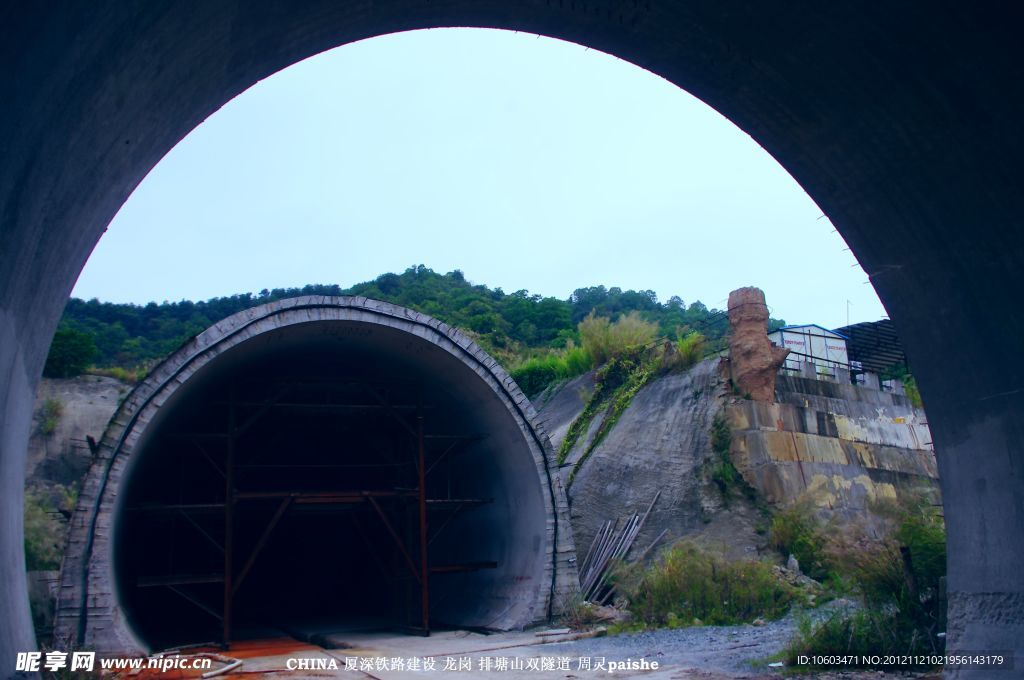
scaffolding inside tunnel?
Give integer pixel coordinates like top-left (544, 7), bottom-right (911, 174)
top-left (119, 374), bottom-right (499, 648)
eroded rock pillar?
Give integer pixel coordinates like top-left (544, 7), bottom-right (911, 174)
top-left (727, 287), bottom-right (789, 402)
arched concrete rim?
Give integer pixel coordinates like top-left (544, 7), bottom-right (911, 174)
top-left (3, 4), bottom-right (1024, 676)
top-left (53, 296), bottom-right (578, 654)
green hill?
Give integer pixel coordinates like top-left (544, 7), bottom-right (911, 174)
top-left (48, 265), bottom-right (784, 385)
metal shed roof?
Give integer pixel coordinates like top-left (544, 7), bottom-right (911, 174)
top-left (773, 324), bottom-right (849, 340)
top-left (832, 319), bottom-right (906, 374)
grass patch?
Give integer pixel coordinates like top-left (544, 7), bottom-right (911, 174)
top-left (560, 347), bottom-right (660, 486)
top-left (558, 328), bottom-right (711, 474)
top-left (614, 542), bottom-right (800, 628)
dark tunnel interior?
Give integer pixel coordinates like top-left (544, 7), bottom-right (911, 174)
top-left (113, 320), bottom-right (548, 651)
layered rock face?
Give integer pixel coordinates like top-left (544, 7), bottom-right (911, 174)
top-left (727, 287), bottom-right (789, 402)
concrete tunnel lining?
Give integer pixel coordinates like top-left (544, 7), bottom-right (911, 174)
top-left (5, 5), bottom-right (1024, 673)
top-left (55, 297), bottom-right (578, 654)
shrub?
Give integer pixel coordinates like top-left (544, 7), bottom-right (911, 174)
top-left (510, 356), bottom-right (562, 397)
top-left (784, 496), bottom-right (947, 668)
top-left (39, 398), bottom-right (64, 436)
top-left (658, 331), bottom-right (708, 374)
top-left (24, 491), bottom-right (62, 571)
top-left (707, 412), bottom-right (750, 502)
top-left (509, 340), bottom-right (594, 397)
top-left (617, 542), bottom-right (798, 627)
top-left (43, 326), bottom-right (97, 378)
top-left (769, 502), bottom-right (832, 581)
top-left (902, 374), bottom-right (923, 409)
top-left (559, 592), bottom-right (604, 630)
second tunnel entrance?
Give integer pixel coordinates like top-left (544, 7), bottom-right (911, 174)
top-left (56, 298), bottom-right (577, 654)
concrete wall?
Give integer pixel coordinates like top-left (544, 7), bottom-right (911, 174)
top-left (53, 297), bottom-right (577, 654)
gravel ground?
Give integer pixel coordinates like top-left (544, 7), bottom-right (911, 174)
top-left (534, 613), bottom-right (806, 677)
top-left (524, 602), bottom-right (937, 679)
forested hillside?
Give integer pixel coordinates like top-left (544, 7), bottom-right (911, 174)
top-left (47, 265), bottom-right (784, 381)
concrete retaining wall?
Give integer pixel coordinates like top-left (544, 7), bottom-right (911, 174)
top-left (728, 373), bottom-right (938, 521)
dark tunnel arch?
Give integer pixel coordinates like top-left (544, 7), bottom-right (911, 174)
top-left (54, 298), bottom-right (577, 654)
top-left (3, 4), bottom-right (1024, 674)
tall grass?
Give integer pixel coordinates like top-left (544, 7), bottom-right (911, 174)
top-left (578, 311), bottom-right (658, 366)
top-left (87, 365), bottom-right (146, 384)
top-left (675, 330), bottom-right (706, 367)
top-left (616, 542), bottom-right (799, 627)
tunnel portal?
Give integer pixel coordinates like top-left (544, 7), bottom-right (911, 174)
top-left (55, 298), bottom-right (577, 654)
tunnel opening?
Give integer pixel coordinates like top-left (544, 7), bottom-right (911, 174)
top-left (109, 308), bottom-right (555, 652)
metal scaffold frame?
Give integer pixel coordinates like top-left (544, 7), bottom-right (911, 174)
top-left (127, 377), bottom-right (496, 646)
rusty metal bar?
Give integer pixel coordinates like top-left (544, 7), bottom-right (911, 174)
top-left (417, 405), bottom-right (430, 635)
top-left (232, 497), bottom-right (292, 596)
top-left (366, 495), bottom-right (421, 584)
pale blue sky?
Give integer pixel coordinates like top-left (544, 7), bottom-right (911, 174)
top-left (72, 28), bottom-right (886, 329)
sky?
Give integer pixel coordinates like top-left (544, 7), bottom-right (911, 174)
top-left (71, 28), bottom-right (887, 329)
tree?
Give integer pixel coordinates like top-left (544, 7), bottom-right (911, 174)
top-left (43, 325), bottom-right (97, 378)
